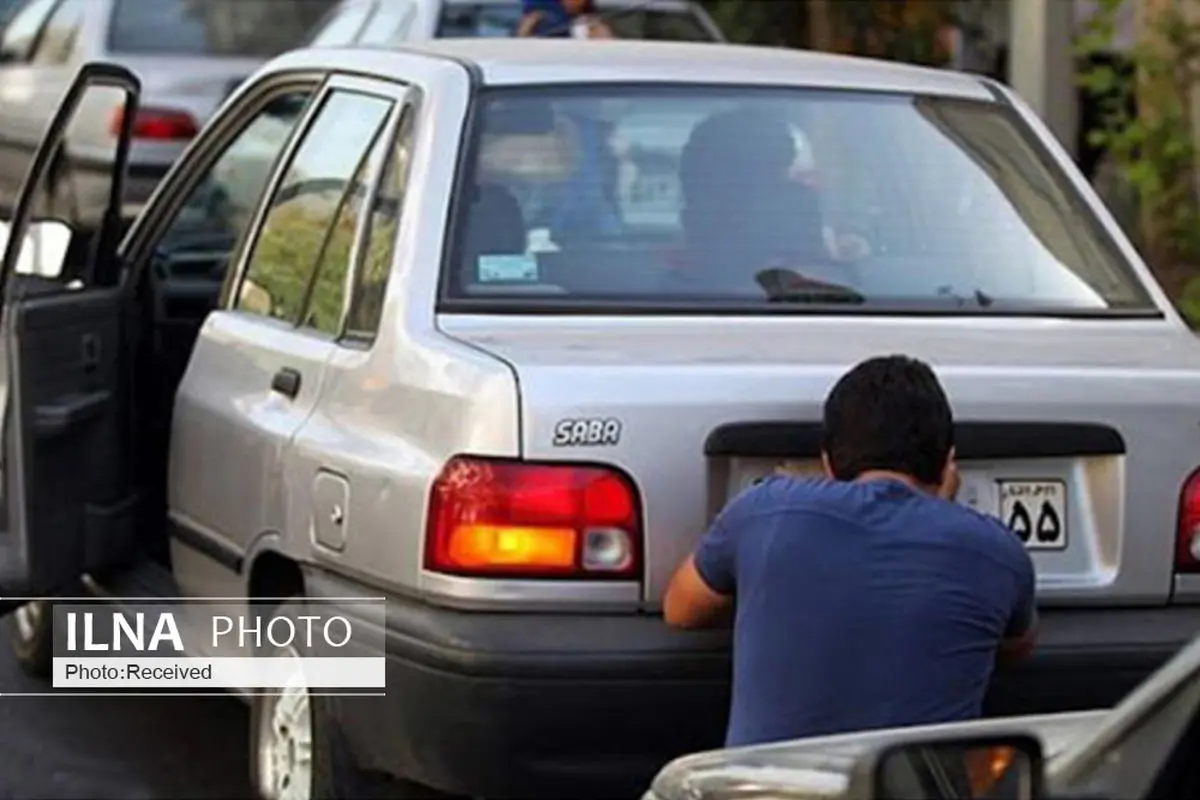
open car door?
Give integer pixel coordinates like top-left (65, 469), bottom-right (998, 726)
top-left (0, 63), bottom-right (142, 611)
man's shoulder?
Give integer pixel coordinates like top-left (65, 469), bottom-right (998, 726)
top-left (747, 474), bottom-right (844, 499)
top-left (734, 475), bottom-right (860, 517)
top-left (935, 501), bottom-right (1031, 570)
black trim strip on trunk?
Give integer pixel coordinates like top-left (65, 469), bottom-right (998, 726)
top-left (167, 517), bottom-right (243, 573)
top-left (704, 421), bottom-right (1126, 461)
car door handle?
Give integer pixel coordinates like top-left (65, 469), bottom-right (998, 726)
top-left (271, 367), bottom-right (301, 399)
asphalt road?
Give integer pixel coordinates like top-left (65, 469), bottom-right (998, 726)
top-left (0, 617), bottom-right (252, 800)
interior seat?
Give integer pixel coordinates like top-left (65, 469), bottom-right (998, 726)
top-left (457, 182), bottom-right (528, 291)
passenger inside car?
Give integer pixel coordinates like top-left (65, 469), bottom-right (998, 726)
top-left (671, 106), bottom-right (831, 291)
top-left (457, 182), bottom-right (528, 289)
top-left (448, 84), bottom-right (1125, 308)
top-left (475, 98), bottom-right (621, 252)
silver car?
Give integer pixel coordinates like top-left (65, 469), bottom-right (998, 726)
top-left (0, 0), bottom-right (336, 227)
top-left (307, 0), bottom-right (725, 45)
top-left (1, 37), bottom-right (1200, 800)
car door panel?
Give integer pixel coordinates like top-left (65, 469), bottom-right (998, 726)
top-left (10, 286), bottom-right (133, 579)
top-left (166, 83), bottom-right (397, 594)
top-left (287, 88), bottom-right (413, 587)
top-left (0, 61), bottom-right (140, 607)
top-left (168, 311), bottom-right (334, 566)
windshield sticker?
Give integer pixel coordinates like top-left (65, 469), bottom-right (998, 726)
top-left (552, 418), bottom-right (622, 447)
top-left (477, 254), bottom-right (540, 283)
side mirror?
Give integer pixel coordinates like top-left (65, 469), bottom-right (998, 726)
top-left (854, 734), bottom-right (1046, 800)
top-left (0, 218), bottom-right (74, 279)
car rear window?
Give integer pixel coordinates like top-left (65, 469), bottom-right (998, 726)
top-left (441, 85), bottom-right (1155, 315)
top-left (437, 2), bottom-right (717, 41)
top-left (107, 0), bottom-right (338, 57)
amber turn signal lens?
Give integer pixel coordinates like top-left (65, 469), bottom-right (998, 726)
top-left (444, 524), bottom-right (577, 571)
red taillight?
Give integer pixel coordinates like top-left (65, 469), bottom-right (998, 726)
top-left (1176, 468), bottom-right (1200, 572)
top-left (110, 105), bottom-right (198, 141)
top-left (425, 456), bottom-right (642, 579)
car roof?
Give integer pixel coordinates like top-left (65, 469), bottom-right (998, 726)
top-left (344, 39), bottom-right (995, 98)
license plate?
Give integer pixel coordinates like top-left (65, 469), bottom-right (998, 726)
top-left (997, 480), bottom-right (1067, 550)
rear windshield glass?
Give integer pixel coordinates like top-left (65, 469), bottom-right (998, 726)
top-left (442, 86), bottom-right (1153, 314)
top-left (108, 0), bottom-right (338, 56)
top-left (437, 3), bottom-right (716, 41)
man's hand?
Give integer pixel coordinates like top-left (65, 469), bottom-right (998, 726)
top-left (997, 623), bottom-right (1037, 665)
top-left (515, 10), bottom-right (542, 36)
top-left (938, 449), bottom-right (961, 501)
top-left (587, 19), bottom-right (615, 38)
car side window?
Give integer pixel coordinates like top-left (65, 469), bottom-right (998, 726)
top-left (309, 1), bottom-right (373, 47)
top-left (299, 116), bottom-right (391, 336)
top-left (0, 0), bottom-right (57, 63)
top-left (344, 105), bottom-right (414, 340)
top-left (153, 87), bottom-right (316, 271)
top-left (236, 89), bottom-right (394, 326)
top-left (31, 0), bottom-right (85, 65)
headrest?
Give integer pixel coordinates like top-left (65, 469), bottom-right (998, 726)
top-left (462, 183), bottom-right (527, 257)
top-left (680, 107), bottom-right (797, 199)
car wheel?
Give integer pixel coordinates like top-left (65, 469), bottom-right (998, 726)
top-left (249, 597), bottom-right (457, 800)
top-left (250, 597), bottom-right (354, 800)
top-left (10, 600), bottom-right (53, 678)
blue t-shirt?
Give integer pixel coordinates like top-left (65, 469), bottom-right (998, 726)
top-left (694, 476), bottom-right (1036, 748)
top-left (521, 0), bottom-right (571, 36)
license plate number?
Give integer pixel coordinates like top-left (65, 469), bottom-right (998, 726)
top-left (997, 480), bottom-right (1066, 550)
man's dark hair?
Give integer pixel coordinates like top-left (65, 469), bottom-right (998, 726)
top-left (821, 355), bottom-right (954, 486)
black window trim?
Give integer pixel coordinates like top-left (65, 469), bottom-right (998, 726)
top-left (339, 92), bottom-right (419, 347)
top-left (296, 101), bottom-right (397, 338)
top-left (434, 81), bottom-right (1164, 320)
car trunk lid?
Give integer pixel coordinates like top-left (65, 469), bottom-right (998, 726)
top-left (439, 315), bottom-right (1200, 607)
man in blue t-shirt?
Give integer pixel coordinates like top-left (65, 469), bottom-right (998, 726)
top-left (663, 354), bottom-right (1037, 747)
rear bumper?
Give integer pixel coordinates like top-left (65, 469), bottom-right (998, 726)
top-left (983, 605), bottom-right (1199, 715)
top-left (305, 567), bottom-right (1198, 798)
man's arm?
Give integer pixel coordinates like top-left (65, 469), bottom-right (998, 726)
top-left (998, 550), bottom-right (1038, 665)
top-left (663, 507), bottom-right (738, 630)
top-left (515, 10), bottom-right (542, 36)
top-left (588, 18), bottom-right (615, 38)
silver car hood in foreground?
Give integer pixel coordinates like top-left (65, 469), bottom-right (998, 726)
top-left (642, 710), bottom-right (1106, 800)
top-left (643, 635), bottom-right (1200, 800)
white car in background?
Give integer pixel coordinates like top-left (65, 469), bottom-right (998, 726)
top-left (307, 0), bottom-right (725, 46)
top-left (0, 0), bottom-right (336, 228)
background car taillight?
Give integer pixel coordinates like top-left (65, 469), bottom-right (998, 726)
top-left (110, 105), bottom-right (198, 141)
top-left (1176, 468), bottom-right (1200, 572)
top-left (425, 456), bottom-right (642, 579)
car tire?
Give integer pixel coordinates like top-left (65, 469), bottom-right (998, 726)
top-left (249, 597), bottom-right (447, 800)
top-left (249, 596), bottom-right (367, 800)
top-left (10, 599), bottom-right (53, 678)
